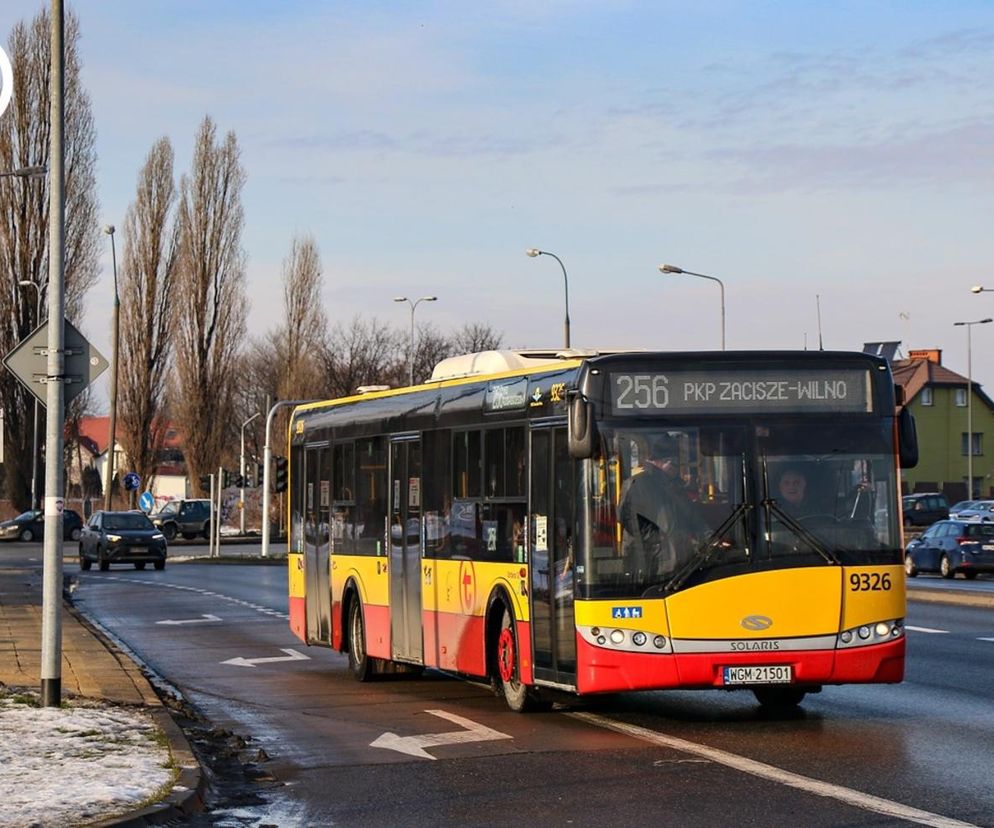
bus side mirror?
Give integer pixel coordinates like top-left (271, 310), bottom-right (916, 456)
top-left (568, 397), bottom-right (596, 459)
top-left (898, 407), bottom-right (918, 469)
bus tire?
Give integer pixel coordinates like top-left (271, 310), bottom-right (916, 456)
top-left (348, 598), bottom-right (373, 682)
top-left (496, 605), bottom-right (540, 712)
top-left (753, 687), bottom-right (806, 708)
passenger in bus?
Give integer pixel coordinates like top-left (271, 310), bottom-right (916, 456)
top-left (618, 435), bottom-right (708, 580)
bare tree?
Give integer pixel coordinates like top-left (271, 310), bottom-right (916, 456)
top-left (117, 138), bottom-right (178, 492)
top-left (171, 117), bottom-right (248, 496)
top-left (322, 316), bottom-right (403, 397)
top-left (278, 234), bottom-right (326, 401)
top-left (409, 323), bottom-right (451, 386)
top-left (450, 322), bottom-right (504, 354)
top-left (0, 8), bottom-right (99, 509)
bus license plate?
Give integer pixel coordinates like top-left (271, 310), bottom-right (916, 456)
top-left (723, 665), bottom-right (792, 685)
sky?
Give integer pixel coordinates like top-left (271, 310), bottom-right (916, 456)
top-left (0, 694), bottom-right (174, 826)
top-left (3, 1), bottom-right (994, 407)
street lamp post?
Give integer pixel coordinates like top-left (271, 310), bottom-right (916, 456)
top-left (102, 225), bottom-right (119, 511)
top-left (525, 248), bottom-right (571, 349)
top-left (240, 412), bottom-right (261, 535)
top-left (394, 295), bottom-right (437, 386)
top-left (953, 317), bottom-right (992, 498)
top-left (658, 263), bottom-right (726, 350)
top-left (17, 280), bottom-right (42, 509)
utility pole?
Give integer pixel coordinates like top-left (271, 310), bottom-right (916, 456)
top-left (40, 0), bottom-right (66, 708)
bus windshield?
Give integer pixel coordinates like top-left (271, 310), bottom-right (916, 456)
top-left (580, 419), bottom-right (900, 599)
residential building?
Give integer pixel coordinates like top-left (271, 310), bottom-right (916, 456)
top-left (891, 347), bottom-right (994, 501)
top-left (66, 416), bottom-right (189, 511)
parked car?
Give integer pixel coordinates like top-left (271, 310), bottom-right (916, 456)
top-left (79, 510), bottom-right (167, 571)
top-left (149, 499), bottom-right (212, 540)
top-left (0, 509), bottom-right (83, 542)
top-left (905, 519), bottom-right (994, 579)
top-left (954, 500), bottom-right (994, 523)
top-left (949, 500), bottom-right (979, 519)
top-left (901, 493), bottom-right (949, 527)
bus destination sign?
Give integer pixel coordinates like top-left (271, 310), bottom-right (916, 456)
top-left (610, 369), bottom-right (872, 415)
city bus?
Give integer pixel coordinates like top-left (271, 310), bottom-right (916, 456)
top-left (286, 349), bottom-right (917, 711)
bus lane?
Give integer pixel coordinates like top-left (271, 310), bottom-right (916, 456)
top-left (69, 561), bottom-right (992, 827)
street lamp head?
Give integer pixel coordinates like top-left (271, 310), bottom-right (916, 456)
top-left (972, 285), bottom-right (984, 293)
top-left (102, 225), bottom-right (115, 236)
top-left (525, 248), bottom-right (541, 258)
top-left (394, 296), bottom-right (407, 303)
top-left (17, 280), bottom-right (33, 288)
top-left (422, 296), bottom-right (437, 302)
top-left (658, 263), bottom-right (684, 274)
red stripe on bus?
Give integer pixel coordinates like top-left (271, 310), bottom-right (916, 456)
top-left (363, 603), bottom-right (392, 661)
top-left (575, 636), bottom-right (905, 694)
top-left (289, 596), bottom-right (306, 642)
top-left (426, 611), bottom-right (487, 675)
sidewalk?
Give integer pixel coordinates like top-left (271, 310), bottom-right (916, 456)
top-left (0, 560), bottom-right (203, 826)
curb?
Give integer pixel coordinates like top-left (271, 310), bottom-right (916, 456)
top-left (90, 705), bottom-right (206, 827)
top-left (907, 586), bottom-right (994, 609)
top-left (64, 593), bottom-right (207, 826)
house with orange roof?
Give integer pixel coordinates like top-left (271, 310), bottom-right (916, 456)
top-left (890, 347), bottom-right (994, 501)
top-left (66, 416), bottom-right (189, 510)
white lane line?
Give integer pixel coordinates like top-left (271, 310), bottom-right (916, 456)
top-left (102, 575), bottom-right (289, 620)
top-left (570, 711), bottom-right (979, 828)
top-left (977, 637), bottom-right (994, 642)
top-left (905, 625), bottom-right (950, 634)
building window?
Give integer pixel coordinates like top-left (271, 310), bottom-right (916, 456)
top-left (920, 387), bottom-right (933, 406)
top-left (961, 432), bottom-right (983, 457)
top-left (955, 388), bottom-right (968, 407)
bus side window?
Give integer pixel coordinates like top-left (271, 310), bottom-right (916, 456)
top-left (423, 430), bottom-right (452, 557)
top-left (356, 437), bottom-right (387, 556)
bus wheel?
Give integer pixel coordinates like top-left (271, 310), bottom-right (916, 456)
top-left (348, 598), bottom-right (373, 682)
top-left (496, 607), bottom-right (539, 712)
top-left (753, 687), bottom-right (806, 708)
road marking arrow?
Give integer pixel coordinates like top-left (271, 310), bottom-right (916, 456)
top-left (369, 709), bottom-right (512, 760)
top-left (156, 614), bottom-right (222, 626)
top-left (221, 648), bottom-right (310, 668)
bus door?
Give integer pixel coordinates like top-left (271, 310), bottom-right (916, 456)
top-left (304, 442), bottom-right (332, 643)
top-left (389, 436), bottom-right (424, 663)
top-left (529, 426), bottom-right (577, 686)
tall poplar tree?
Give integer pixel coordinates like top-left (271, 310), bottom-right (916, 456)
top-left (0, 9), bottom-right (98, 507)
top-left (171, 117), bottom-right (248, 495)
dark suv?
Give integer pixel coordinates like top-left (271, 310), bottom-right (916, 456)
top-left (150, 499), bottom-right (212, 540)
top-left (902, 493), bottom-right (949, 528)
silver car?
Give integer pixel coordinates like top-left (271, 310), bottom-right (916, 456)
top-left (956, 500), bottom-right (994, 523)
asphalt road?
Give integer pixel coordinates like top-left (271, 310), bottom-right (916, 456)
top-left (9, 541), bottom-right (994, 827)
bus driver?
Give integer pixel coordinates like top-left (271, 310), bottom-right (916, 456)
top-left (618, 435), bottom-right (708, 581)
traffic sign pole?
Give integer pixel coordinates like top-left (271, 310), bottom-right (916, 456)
top-left (40, 2), bottom-right (66, 709)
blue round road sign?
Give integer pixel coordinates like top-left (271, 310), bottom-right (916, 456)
top-left (123, 471), bottom-right (141, 491)
top-left (138, 491), bottom-right (155, 513)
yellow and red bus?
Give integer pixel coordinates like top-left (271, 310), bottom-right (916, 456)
top-left (287, 349), bottom-right (916, 711)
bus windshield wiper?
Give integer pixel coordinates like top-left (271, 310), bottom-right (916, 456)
top-left (658, 453), bottom-right (753, 595)
top-left (760, 456), bottom-right (840, 566)
top-left (661, 499), bottom-right (752, 594)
